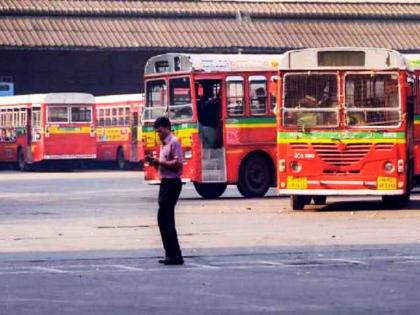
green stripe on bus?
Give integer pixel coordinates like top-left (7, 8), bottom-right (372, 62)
top-left (226, 117), bottom-right (276, 125)
top-left (143, 123), bottom-right (198, 132)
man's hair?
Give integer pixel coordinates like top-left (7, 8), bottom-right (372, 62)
top-left (153, 116), bottom-right (171, 130)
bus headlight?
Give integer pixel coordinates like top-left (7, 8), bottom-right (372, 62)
top-left (290, 160), bottom-right (302, 173)
top-left (384, 161), bottom-right (395, 173)
top-left (184, 150), bottom-right (192, 159)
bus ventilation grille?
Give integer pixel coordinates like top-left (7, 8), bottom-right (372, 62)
top-left (312, 143), bottom-right (371, 167)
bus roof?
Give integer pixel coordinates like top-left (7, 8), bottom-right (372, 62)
top-left (95, 94), bottom-right (144, 104)
top-left (0, 93), bottom-right (94, 106)
top-left (279, 47), bottom-right (411, 71)
top-left (144, 53), bottom-right (282, 75)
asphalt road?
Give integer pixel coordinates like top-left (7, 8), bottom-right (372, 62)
top-left (0, 170), bottom-right (420, 314)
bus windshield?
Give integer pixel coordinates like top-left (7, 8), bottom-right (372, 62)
top-left (283, 73), bottom-right (338, 129)
top-left (143, 80), bottom-right (167, 122)
top-left (345, 73), bottom-right (400, 127)
top-left (169, 77), bottom-right (193, 121)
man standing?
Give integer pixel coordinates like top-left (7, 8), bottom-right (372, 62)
top-left (147, 117), bottom-right (184, 265)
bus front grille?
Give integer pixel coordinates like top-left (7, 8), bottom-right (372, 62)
top-left (312, 143), bottom-right (371, 167)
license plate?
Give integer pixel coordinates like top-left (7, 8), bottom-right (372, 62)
top-left (377, 176), bottom-right (397, 190)
top-left (287, 176), bottom-right (308, 189)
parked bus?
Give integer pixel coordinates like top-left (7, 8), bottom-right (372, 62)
top-left (0, 93), bottom-right (96, 170)
top-left (403, 54), bottom-right (420, 182)
top-left (95, 94), bottom-right (144, 169)
top-left (276, 47), bottom-right (415, 210)
top-left (142, 53), bottom-right (281, 198)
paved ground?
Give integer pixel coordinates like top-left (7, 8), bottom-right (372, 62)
top-left (0, 170), bottom-right (420, 314)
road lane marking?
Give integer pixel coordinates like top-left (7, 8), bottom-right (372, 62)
top-left (108, 264), bottom-right (145, 271)
top-left (187, 263), bottom-right (220, 270)
top-left (31, 266), bottom-right (68, 273)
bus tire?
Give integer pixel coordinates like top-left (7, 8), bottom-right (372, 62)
top-left (382, 193), bottom-right (410, 209)
top-left (291, 195), bottom-right (306, 210)
top-left (313, 196), bottom-right (327, 205)
top-left (116, 148), bottom-right (126, 170)
top-left (237, 154), bottom-right (272, 198)
top-left (17, 148), bottom-right (29, 171)
top-left (194, 182), bottom-right (227, 199)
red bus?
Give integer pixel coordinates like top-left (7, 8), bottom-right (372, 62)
top-left (276, 47), bottom-right (415, 210)
top-left (142, 53), bottom-right (281, 198)
top-left (404, 54), bottom-right (420, 182)
top-left (95, 94), bottom-right (144, 169)
top-left (0, 93), bottom-right (96, 170)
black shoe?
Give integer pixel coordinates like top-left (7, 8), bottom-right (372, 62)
top-left (159, 256), bottom-right (184, 265)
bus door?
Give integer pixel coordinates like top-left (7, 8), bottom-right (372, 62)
top-left (130, 111), bottom-right (139, 161)
top-left (196, 79), bottom-right (226, 182)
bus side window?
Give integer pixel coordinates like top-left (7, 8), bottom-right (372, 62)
top-left (226, 76), bottom-right (244, 117)
top-left (249, 76), bottom-right (267, 116)
top-left (118, 107), bottom-right (125, 126)
top-left (32, 108), bottom-right (41, 127)
top-left (105, 108), bottom-right (111, 126)
top-left (125, 107), bottom-right (130, 126)
top-left (111, 108), bottom-right (117, 126)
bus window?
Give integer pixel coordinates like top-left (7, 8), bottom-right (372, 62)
top-left (227, 76), bottom-right (244, 116)
top-left (249, 76), bottom-right (267, 115)
top-left (19, 108), bottom-right (26, 127)
top-left (283, 73), bottom-right (338, 128)
top-left (71, 106), bottom-right (92, 123)
top-left (48, 106), bottom-right (69, 123)
top-left (125, 107), bottom-right (130, 125)
top-left (143, 80), bottom-right (167, 121)
top-left (32, 107), bottom-right (41, 127)
top-left (345, 73), bottom-right (400, 127)
top-left (97, 108), bottom-right (104, 126)
top-left (169, 77), bottom-right (193, 121)
top-left (13, 109), bottom-right (19, 126)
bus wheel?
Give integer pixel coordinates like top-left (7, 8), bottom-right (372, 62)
top-left (382, 194), bottom-right (410, 209)
top-left (17, 148), bottom-right (29, 171)
top-left (291, 195), bottom-right (306, 210)
top-left (313, 196), bottom-right (327, 205)
top-left (194, 182), bottom-right (227, 199)
top-left (237, 155), bottom-right (271, 198)
top-left (116, 148), bottom-right (126, 170)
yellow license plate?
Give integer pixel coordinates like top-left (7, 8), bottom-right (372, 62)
top-left (287, 176), bottom-right (308, 189)
top-left (377, 176), bottom-right (397, 190)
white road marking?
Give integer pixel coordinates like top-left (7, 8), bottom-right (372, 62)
top-left (186, 262), bottom-right (220, 270)
top-left (108, 264), bottom-right (145, 271)
top-left (31, 266), bottom-right (68, 273)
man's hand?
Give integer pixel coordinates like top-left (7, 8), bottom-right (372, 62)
top-left (146, 155), bottom-right (160, 168)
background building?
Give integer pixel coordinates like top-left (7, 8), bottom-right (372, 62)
top-left (1, 0), bottom-right (420, 95)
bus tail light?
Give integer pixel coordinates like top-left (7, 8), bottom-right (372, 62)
top-left (397, 160), bottom-right (404, 173)
top-left (279, 159), bottom-right (286, 172)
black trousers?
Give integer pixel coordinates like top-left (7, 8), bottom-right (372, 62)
top-left (158, 178), bottom-right (182, 257)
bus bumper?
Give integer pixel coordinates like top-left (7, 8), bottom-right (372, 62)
top-left (44, 154), bottom-right (96, 160)
top-left (278, 189), bottom-right (405, 196)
